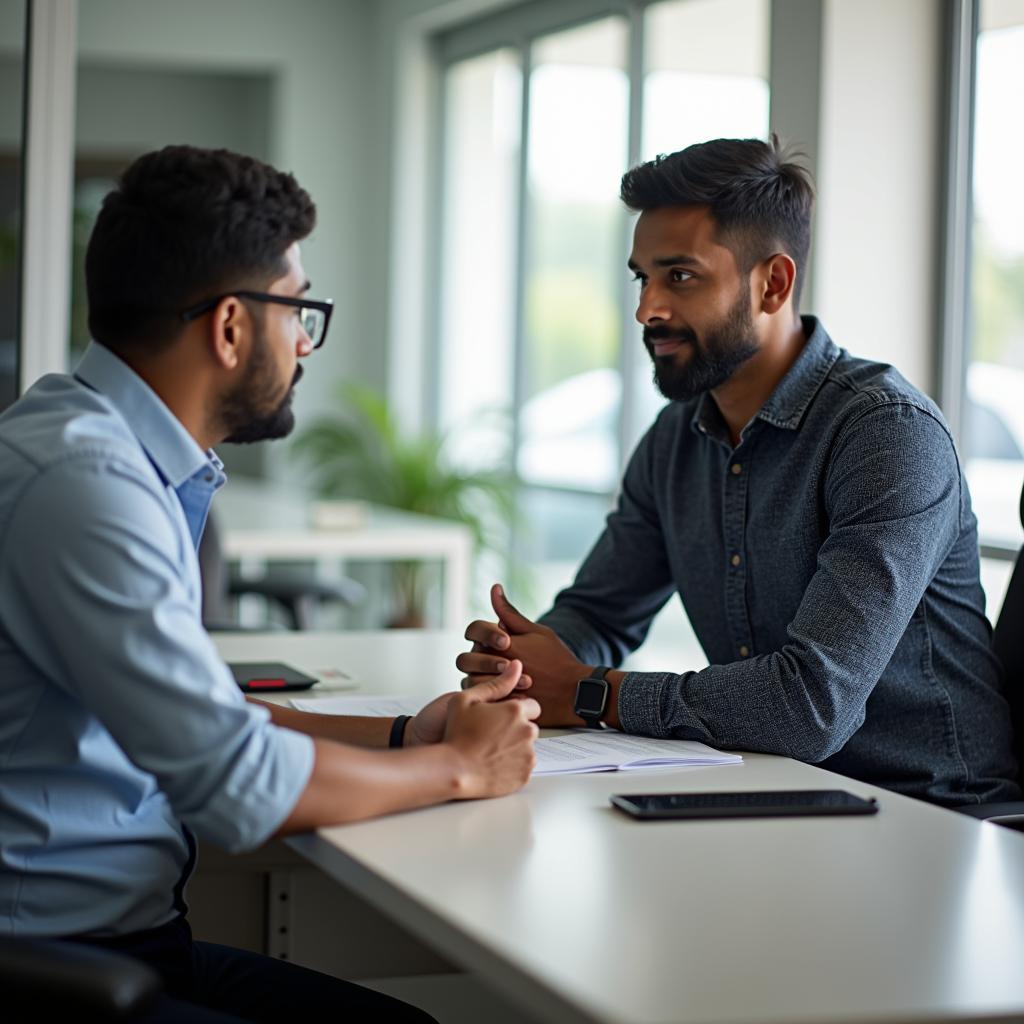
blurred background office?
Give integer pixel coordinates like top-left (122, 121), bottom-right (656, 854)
top-left (2, 0), bottom-right (1022, 656)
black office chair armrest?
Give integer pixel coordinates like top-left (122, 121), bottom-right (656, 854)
top-left (228, 570), bottom-right (367, 630)
top-left (0, 935), bottom-right (162, 1016)
top-left (228, 570), bottom-right (366, 607)
top-left (954, 802), bottom-right (1024, 830)
top-left (204, 619), bottom-right (289, 634)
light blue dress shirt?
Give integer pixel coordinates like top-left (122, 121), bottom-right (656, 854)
top-left (0, 343), bottom-right (314, 938)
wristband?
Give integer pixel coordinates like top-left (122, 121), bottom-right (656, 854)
top-left (389, 714), bottom-right (412, 749)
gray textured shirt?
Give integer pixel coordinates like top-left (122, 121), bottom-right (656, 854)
top-left (540, 317), bottom-right (1020, 806)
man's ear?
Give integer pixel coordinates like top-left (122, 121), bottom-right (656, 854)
top-left (757, 253), bottom-right (797, 315)
top-left (209, 296), bottom-right (247, 370)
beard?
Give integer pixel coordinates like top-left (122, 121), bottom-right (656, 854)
top-left (220, 330), bottom-right (303, 444)
top-left (644, 285), bottom-right (759, 402)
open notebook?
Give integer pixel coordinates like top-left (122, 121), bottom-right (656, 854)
top-left (532, 731), bottom-right (741, 775)
top-left (291, 694), bottom-right (742, 776)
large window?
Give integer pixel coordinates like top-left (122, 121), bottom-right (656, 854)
top-left (963, 0), bottom-right (1024, 562)
top-left (436, 0), bottom-right (770, 618)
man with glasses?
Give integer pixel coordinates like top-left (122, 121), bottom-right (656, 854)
top-left (0, 145), bottom-right (538, 1022)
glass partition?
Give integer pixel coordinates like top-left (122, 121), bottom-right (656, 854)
top-left (0, 1), bottom-right (26, 410)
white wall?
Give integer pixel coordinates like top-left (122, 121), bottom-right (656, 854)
top-left (814, 0), bottom-right (943, 395)
top-left (75, 65), bottom-right (270, 160)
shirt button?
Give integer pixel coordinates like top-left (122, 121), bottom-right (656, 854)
top-left (739, 646), bottom-right (750, 657)
top-left (731, 554), bottom-right (741, 567)
top-left (731, 463), bottom-right (742, 475)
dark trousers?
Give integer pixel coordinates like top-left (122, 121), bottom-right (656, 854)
top-left (73, 915), bottom-right (437, 1023)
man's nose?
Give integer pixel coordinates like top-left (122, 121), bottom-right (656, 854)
top-left (296, 333), bottom-right (314, 357)
top-left (635, 282), bottom-right (671, 325)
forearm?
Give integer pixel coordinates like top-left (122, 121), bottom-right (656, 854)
top-left (537, 439), bottom-right (674, 664)
top-left (540, 576), bottom-right (681, 670)
top-left (537, 604), bottom-right (620, 665)
top-left (616, 645), bottom-right (868, 761)
top-left (248, 698), bottom-right (392, 748)
top-left (275, 738), bottom-right (467, 833)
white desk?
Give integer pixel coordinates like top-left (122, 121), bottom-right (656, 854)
top-left (214, 480), bottom-right (473, 627)
top-left (214, 631), bottom-right (1024, 1024)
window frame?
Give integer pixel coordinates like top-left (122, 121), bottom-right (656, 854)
top-left (19, 0), bottom-right (78, 394)
top-left (940, 0), bottom-right (1022, 561)
top-left (430, 0), bottom-right (644, 512)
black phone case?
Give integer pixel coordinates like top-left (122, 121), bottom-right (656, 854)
top-left (610, 789), bottom-right (879, 820)
top-left (229, 661), bottom-right (319, 693)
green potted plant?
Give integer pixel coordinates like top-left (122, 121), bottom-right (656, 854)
top-left (292, 383), bottom-right (516, 627)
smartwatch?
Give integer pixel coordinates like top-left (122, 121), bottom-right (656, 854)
top-left (574, 666), bottom-right (612, 729)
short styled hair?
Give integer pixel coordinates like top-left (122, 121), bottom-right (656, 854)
top-left (620, 135), bottom-right (814, 309)
top-left (86, 145), bottom-right (316, 353)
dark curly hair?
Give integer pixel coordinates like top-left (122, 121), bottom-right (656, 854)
top-left (620, 135), bottom-right (814, 309)
top-left (86, 145), bottom-right (317, 353)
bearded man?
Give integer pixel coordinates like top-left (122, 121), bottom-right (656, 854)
top-left (458, 136), bottom-right (1020, 809)
top-left (0, 145), bottom-right (539, 1022)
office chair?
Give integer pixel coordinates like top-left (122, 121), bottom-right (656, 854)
top-left (0, 935), bottom-right (161, 1017)
top-left (198, 509), bottom-right (365, 631)
top-left (957, 481), bottom-right (1024, 830)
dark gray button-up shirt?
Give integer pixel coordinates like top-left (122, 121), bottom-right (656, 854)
top-left (540, 317), bottom-right (1020, 806)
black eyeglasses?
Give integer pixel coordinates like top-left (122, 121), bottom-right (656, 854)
top-left (181, 291), bottom-right (334, 349)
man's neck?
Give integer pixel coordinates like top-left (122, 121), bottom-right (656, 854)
top-left (710, 315), bottom-right (807, 447)
top-left (118, 347), bottom-right (219, 451)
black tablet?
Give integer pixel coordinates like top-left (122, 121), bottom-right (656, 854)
top-left (610, 789), bottom-right (879, 820)
top-left (229, 661), bottom-right (319, 693)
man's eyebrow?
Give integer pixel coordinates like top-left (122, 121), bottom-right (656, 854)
top-left (627, 254), bottom-right (704, 272)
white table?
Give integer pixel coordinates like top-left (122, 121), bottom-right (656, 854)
top-left (214, 479), bottom-right (473, 627)
top-left (214, 631), bottom-right (1024, 1024)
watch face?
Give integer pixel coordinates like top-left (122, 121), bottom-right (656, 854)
top-left (576, 678), bottom-right (608, 715)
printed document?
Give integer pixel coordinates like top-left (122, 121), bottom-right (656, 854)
top-left (291, 693), bottom-right (741, 776)
top-left (532, 732), bottom-right (742, 775)
top-left (291, 694), bottom-right (423, 717)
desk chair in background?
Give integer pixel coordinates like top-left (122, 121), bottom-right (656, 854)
top-left (958, 481), bottom-right (1024, 830)
top-left (198, 509), bottom-right (365, 631)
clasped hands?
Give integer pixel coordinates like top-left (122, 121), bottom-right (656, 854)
top-left (455, 583), bottom-right (606, 728)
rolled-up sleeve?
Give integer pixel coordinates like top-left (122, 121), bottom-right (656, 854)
top-left (0, 455), bottom-right (313, 852)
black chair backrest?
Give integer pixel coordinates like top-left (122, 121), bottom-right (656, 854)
top-left (197, 509), bottom-right (229, 626)
top-left (992, 484), bottom-right (1024, 769)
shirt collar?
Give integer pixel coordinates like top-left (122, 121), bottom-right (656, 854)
top-left (74, 342), bottom-right (223, 488)
top-left (756, 316), bottom-right (841, 430)
top-left (689, 315), bottom-right (841, 440)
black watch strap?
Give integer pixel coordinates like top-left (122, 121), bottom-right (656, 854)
top-left (577, 666), bottom-right (612, 728)
top-left (389, 714), bottom-right (412, 748)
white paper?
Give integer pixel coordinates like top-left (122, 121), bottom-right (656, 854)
top-left (532, 732), bottom-right (742, 776)
top-left (290, 694), bottom-right (424, 717)
top-left (289, 697), bottom-right (742, 778)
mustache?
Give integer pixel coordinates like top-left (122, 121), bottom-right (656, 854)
top-left (643, 325), bottom-right (697, 346)
top-left (291, 363), bottom-right (304, 386)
